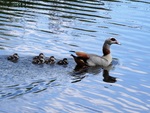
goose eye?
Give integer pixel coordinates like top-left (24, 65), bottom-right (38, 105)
top-left (110, 38), bottom-right (116, 41)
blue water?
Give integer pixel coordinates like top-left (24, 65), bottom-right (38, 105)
top-left (0, 0), bottom-right (150, 113)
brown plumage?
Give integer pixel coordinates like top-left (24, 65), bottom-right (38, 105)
top-left (71, 54), bottom-right (87, 67)
top-left (70, 38), bottom-right (120, 67)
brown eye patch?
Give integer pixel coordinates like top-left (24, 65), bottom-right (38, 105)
top-left (110, 38), bottom-right (116, 41)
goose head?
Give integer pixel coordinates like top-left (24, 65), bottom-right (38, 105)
top-left (13, 53), bottom-right (19, 59)
top-left (49, 56), bottom-right (56, 64)
top-left (39, 53), bottom-right (45, 58)
top-left (50, 56), bottom-right (56, 61)
top-left (63, 58), bottom-right (67, 62)
top-left (62, 58), bottom-right (68, 65)
top-left (103, 38), bottom-right (120, 56)
top-left (105, 38), bottom-right (121, 45)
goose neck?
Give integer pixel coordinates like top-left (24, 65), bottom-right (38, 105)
top-left (102, 43), bottom-right (111, 56)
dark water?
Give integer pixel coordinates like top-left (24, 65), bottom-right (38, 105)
top-left (0, 0), bottom-right (150, 112)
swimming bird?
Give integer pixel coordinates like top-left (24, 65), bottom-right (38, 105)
top-left (38, 55), bottom-right (45, 64)
top-left (45, 56), bottom-right (56, 64)
top-left (32, 53), bottom-right (45, 64)
top-left (39, 53), bottom-right (45, 58)
top-left (32, 58), bottom-right (40, 64)
top-left (57, 58), bottom-right (68, 65)
top-left (33, 53), bottom-right (45, 60)
top-left (7, 53), bottom-right (19, 62)
top-left (70, 38), bottom-right (120, 67)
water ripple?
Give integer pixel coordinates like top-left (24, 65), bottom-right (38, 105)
top-left (0, 0), bottom-right (150, 112)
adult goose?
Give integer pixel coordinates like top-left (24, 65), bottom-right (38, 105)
top-left (70, 38), bottom-right (120, 67)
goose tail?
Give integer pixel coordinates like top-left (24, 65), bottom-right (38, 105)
top-left (71, 54), bottom-right (77, 60)
top-left (70, 51), bottom-right (76, 53)
top-left (71, 54), bottom-right (87, 67)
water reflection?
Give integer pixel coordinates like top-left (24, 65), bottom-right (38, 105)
top-left (0, 0), bottom-right (150, 112)
top-left (103, 68), bottom-right (116, 83)
top-left (0, 0), bottom-right (110, 54)
top-left (71, 58), bottom-right (119, 83)
top-left (0, 55), bottom-right (119, 100)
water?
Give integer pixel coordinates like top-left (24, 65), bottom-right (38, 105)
top-left (0, 0), bottom-right (150, 112)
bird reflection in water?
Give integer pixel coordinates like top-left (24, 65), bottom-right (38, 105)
top-left (102, 65), bottom-right (116, 83)
top-left (71, 58), bottom-right (119, 83)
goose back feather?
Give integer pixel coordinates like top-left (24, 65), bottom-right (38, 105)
top-left (70, 38), bottom-right (120, 67)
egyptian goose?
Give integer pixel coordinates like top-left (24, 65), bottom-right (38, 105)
top-left (70, 38), bottom-right (120, 67)
top-left (45, 56), bottom-right (56, 64)
top-left (32, 53), bottom-right (45, 64)
top-left (57, 58), bottom-right (68, 65)
top-left (7, 53), bottom-right (19, 62)
top-left (33, 53), bottom-right (45, 60)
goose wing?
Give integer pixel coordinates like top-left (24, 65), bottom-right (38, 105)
top-left (75, 51), bottom-right (89, 59)
top-left (87, 54), bottom-right (110, 67)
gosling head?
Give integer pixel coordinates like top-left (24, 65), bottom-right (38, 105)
top-left (39, 53), bottom-right (45, 58)
top-left (49, 56), bottom-right (56, 61)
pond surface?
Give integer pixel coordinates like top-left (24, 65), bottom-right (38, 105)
top-left (0, 0), bottom-right (150, 113)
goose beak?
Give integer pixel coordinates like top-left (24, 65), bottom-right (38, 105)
top-left (116, 41), bottom-right (121, 45)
